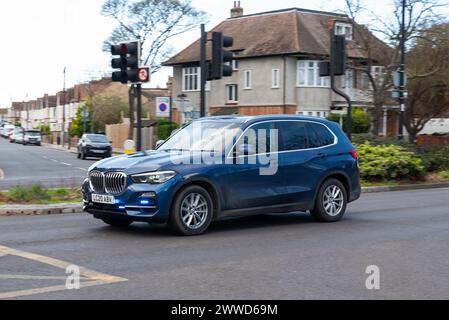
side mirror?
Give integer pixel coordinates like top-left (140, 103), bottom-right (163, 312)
top-left (155, 140), bottom-right (165, 149)
top-left (237, 143), bottom-right (257, 156)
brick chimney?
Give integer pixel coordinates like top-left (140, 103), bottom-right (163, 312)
top-left (231, 1), bottom-right (243, 18)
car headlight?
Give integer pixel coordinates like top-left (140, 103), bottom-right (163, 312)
top-left (131, 171), bottom-right (176, 184)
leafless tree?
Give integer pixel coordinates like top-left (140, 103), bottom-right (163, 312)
top-left (102, 0), bottom-right (207, 138)
top-left (344, 0), bottom-right (448, 137)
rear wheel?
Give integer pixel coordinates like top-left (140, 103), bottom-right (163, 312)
top-left (102, 218), bottom-right (132, 228)
top-left (311, 179), bottom-right (347, 223)
top-left (169, 185), bottom-right (214, 236)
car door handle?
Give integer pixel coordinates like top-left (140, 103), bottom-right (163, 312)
top-left (318, 153), bottom-right (328, 159)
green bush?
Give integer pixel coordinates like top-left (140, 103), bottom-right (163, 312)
top-left (157, 121), bottom-right (180, 141)
top-left (352, 134), bottom-right (416, 150)
top-left (357, 143), bottom-right (426, 181)
top-left (327, 108), bottom-right (372, 134)
top-left (9, 185), bottom-right (51, 203)
top-left (418, 146), bottom-right (449, 172)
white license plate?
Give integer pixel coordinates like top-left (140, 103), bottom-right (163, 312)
top-left (92, 194), bottom-right (115, 205)
top-left (92, 150), bottom-right (105, 153)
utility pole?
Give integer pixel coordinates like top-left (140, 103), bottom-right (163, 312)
top-left (200, 24), bottom-right (207, 118)
top-left (61, 67), bottom-right (66, 147)
top-left (398, 0), bottom-right (407, 140)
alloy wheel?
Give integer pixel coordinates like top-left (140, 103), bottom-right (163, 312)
top-left (181, 193), bottom-right (209, 230)
top-left (323, 185), bottom-right (345, 217)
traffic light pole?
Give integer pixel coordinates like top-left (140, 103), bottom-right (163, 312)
top-left (136, 83), bottom-right (143, 152)
top-left (329, 30), bottom-right (353, 141)
top-left (200, 24), bottom-right (207, 118)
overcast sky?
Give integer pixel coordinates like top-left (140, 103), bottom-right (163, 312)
top-left (0, 0), bottom-right (446, 107)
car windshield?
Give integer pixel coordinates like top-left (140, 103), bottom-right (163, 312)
top-left (86, 135), bottom-right (109, 143)
top-left (26, 131), bottom-right (40, 136)
top-left (158, 121), bottom-right (242, 153)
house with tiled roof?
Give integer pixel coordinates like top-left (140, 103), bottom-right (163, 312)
top-left (164, 3), bottom-right (391, 124)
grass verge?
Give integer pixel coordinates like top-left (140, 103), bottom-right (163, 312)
top-left (0, 185), bottom-right (82, 205)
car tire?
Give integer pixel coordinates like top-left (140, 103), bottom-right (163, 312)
top-left (81, 149), bottom-right (86, 160)
top-left (169, 185), bottom-right (214, 236)
top-left (311, 179), bottom-right (348, 223)
top-left (77, 151), bottom-right (81, 159)
top-left (101, 218), bottom-right (132, 228)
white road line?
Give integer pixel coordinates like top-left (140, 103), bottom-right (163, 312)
top-left (77, 168), bottom-right (88, 172)
top-left (60, 162), bottom-right (72, 166)
top-left (0, 244), bottom-right (127, 299)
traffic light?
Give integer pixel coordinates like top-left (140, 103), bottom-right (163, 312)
top-left (319, 34), bottom-right (346, 77)
top-left (332, 35), bottom-right (346, 76)
top-left (209, 32), bottom-right (234, 80)
top-left (111, 41), bottom-right (149, 84)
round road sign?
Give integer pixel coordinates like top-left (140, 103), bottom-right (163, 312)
top-left (138, 68), bottom-right (148, 82)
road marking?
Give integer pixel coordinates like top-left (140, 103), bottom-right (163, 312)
top-left (0, 245), bottom-right (127, 299)
top-left (77, 168), bottom-right (88, 172)
top-left (0, 168), bottom-right (4, 180)
top-left (0, 275), bottom-right (89, 280)
top-left (61, 162), bottom-right (72, 166)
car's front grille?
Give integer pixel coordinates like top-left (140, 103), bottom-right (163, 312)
top-left (89, 171), bottom-right (126, 195)
top-left (105, 172), bottom-right (127, 195)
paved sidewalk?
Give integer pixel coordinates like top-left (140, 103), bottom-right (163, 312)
top-left (0, 203), bottom-right (83, 216)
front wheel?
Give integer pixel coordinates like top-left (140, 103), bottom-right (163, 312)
top-left (102, 218), bottom-right (132, 228)
top-left (169, 186), bottom-right (214, 236)
top-left (311, 179), bottom-right (348, 223)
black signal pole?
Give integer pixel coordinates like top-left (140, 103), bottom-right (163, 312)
top-left (330, 30), bottom-right (353, 141)
top-left (398, 0), bottom-right (406, 140)
top-left (136, 83), bottom-right (143, 152)
top-left (200, 24), bottom-right (207, 118)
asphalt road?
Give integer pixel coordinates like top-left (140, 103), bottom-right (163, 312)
top-left (0, 138), bottom-right (98, 190)
top-left (0, 188), bottom-right (449, 300)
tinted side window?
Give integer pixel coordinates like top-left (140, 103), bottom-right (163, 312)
top-left (307, 123), bottom-right (335, 148)
top-left (237, 122), bottom-right (277, 155)
top-left (277, 122), bottom-right (309, 151)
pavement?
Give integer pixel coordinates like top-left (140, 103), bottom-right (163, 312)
top-left (0, 138), bottom-right (97, 190)
top-left (0, 188), bottom-right (448, 300)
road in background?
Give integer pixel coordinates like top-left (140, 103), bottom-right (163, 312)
top-left (0, 138), bottom-right (97, 189)
top-left (0, 188), bottom-right (448, 300)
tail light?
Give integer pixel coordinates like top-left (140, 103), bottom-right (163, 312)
top-left (350, 149), bottom-right (360, 160)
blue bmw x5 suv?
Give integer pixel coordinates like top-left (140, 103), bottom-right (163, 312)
top-left (83, 116), bottom-right (361, 236)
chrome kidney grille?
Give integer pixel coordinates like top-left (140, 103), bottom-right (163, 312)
top-left (89, 171), bottom-right (127, 195)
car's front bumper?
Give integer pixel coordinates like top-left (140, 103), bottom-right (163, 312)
top-left (82, 177), bottom-right (179, 223)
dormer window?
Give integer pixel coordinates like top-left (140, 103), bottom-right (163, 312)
top-left (335, 22), bottom-right (353, 40)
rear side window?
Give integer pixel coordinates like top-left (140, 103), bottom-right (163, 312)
top-left (307, 123), bottom-right (335, 148)
top-left (277, 121), bottom-right (309, 151)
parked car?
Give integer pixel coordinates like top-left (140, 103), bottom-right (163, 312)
top-left (83, 116), bottom-right (361, 236)
top-left (23, 130), bottom-right (42, 146)
top-left (9, 127), bottom-right (24, 143)
top-left (2, 124), bottom-right (15, 139)
top-left (77, 134), bottom-right (112, 160)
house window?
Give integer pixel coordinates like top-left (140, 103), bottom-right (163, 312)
top-left (182, 67), bottom-right (200, 92)
top-left (244, 70), bottom-right (252, 89)
top-left (335, 22), bottom-right (353, 40)
top-left (272, 69), bottom-right (280, 88)
top-left (226, 84), bottom-right (238, 103)
top-left (371, 66), bottom-right (385, 83)
top-left (342, 69), bottom-right (353, 89)
top-left (297, 61), bottom-right (330, 87)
